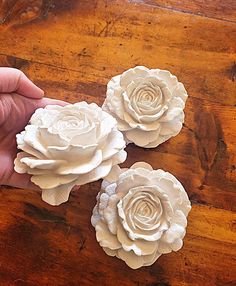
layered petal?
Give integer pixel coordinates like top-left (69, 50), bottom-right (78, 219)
top-left (14, 102), bottom-right (126, 206)
top-left (92, 162), bottom-right (191, 269)
top-left (103, 66), bottom-right (188, 148)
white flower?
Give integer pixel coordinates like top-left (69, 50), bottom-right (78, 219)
top-left (103, 66), bottom-right (188, 148)
top-left (14, 102), bottom-right (127, 206)
top-left (91, 162), bottom-right (191, 269)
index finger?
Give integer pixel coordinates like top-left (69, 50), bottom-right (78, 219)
top-left (0, 67), bottom-right (44, 99)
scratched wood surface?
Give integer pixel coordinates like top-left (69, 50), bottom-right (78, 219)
top-left (0, 0), bottom-right (235, 285)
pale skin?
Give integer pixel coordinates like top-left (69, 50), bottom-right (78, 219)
top-left (0, 67), bottom-right (67, 190)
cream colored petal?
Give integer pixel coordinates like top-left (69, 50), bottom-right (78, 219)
top-left (171, 210), bottom-right (187, 228)
top-left (159, 115), bottom-right (183, 136)
top-left (47, 144), bottom-right (97, 161)
top-left (125, 128), bottom-right (160, 147)
top-left (104, 165), bottom-right (123, 183)
top-left (31, 173), bottom-right (78, 189)
top-left (104, 88), bottom-right (126, 121)
top-left (102, 130), bottom-right (126, 161)
top-left (120, 66), bottom-right (149, 88)
top-left (21, 157), bottom-right (66, 170)
top-left (30, 106), bottom-right (60, 127)
top-left (14, 152), bottom-right (30, 173)
top-left (17, 141), bottom-right (47, 160)
top-left (56, 150), bottom-right (103, 175)
top-left (111, 150), bottom-right (127, 166)
top-left (143, 250), bottom-right (162, 266)
top-left (117, 118), bottom-right (133, 131)
top-left (130, 162), bottom-right (153, 171)
top-left (144, 135), bottom-right (170, 148)
top-left (102, 247), bottom-right (117, 257)
top-left (74, 159), bottom-right (113, 185)
top-left (107, 74), bottom-right (121, 88)
top-left (161, 223), bottom-right (185, 244)
top-left (117, 248), bottom-right (144, 269)
top-left (170, 238), bottom-right (183, 252)
top-left (173, 82), bottom-right (188, 103)
top-left (116, 172), bottom-right (150, 196)
top-left (116, 223), bottom-right (158, 256)
top-left (91, 205), bottom-right (100, 227)
top-left (96, 221), bottom-right (121, 250)
top-left (158, 240), bottom-right (172, 254)
top-left (97, 115), bottom-right (118, 144)
top-left (157, 171), bottom-right (191, 216)
top-left (159, 97), bottom-right (185, 122)
top-left (23, 125), bottom-right (48, 156)
top-left (40, 128), bottom-right (68, 148)
top-left (155, 69), bottom-right (178, 93)
top-left (103, 196), bottom-right (120, 234)
top-left (41, 182), bottom-right (75, 206)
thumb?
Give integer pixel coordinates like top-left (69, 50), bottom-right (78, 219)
top-left (0, 67), bottom-right (44, 99)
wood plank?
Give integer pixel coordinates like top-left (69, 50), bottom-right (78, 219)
top-left (1, 56), bottom-right (235, 211)
top-left (138, 0), bottom-right (236, 22)
top-left (0, 186), bottom-right (235, 286)
top-left (0, 0), bottom-right (235, 107)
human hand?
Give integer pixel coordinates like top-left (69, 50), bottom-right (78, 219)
top-left (0, 67), bottom-right (68, 190)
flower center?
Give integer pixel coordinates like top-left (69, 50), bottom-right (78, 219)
top-left (121, 189), bottom-right (164, 234)
top-left (130, 82), bottom-right (166, 116)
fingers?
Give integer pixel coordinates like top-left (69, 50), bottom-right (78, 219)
top-left (28, 97), bottom-right (69, 112)
top-left (39, 97), bottom-right (69, 107)
top-left (0, 67), bottom-right (44, 99)
top-left (0, 152), bottom-right (40, 191)
top-left (7, 172), bottom-right (40, 191)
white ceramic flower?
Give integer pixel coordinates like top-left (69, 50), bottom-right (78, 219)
top-left (91, 162), bottom-right (191, 269)
top-left (102, 66), bottom-right (188, 148)
top-left (14, 102), bottom-right (127, 206)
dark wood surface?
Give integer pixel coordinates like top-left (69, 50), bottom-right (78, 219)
top-left (0, 1), bottom-right (235, 285)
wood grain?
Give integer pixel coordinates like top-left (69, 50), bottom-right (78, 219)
top-left (139, 0), bottom-right (236, 22)
top-left (0, 185), bottom-right (235, 286)
top-left (0, 0), bottom-right (235, 285)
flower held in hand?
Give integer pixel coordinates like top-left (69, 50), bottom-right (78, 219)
top-left (14, 102), bottom-right (127, 206)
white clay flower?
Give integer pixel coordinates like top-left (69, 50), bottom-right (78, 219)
top-left (91, 162), bottom-right (191, 269)
top-left (103, 66), bottom-right (188, 148)
top-left (14, 102), bottom-right (127, 206)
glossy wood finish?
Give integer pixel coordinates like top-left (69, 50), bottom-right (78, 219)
top-left (0, 1), bottom-right (235, 285)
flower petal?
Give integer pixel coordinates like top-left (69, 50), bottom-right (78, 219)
top-left (157, 240), bottom-right (172, 254)
top-left (31, 173), bottom-right (78, 189)
top-left (120, 66), bottom-right (149, 87)
top-left (96, 221), bottom-right (121, 250)
top-left (131, 162), bottom-right (153, 171)
top-left (125, 128), bottom-right (160, 147)
top-left (74, 159), bottom-right (113, 185)
top-left (102, 130), bottom-right (126, 161)
top-left (143, 250), bottom-right (162, 266)
top-left (170, 238), bottom-right (183, 251)
top-left (56, 150), bottom-right (103, 175)
top-left (14, 152), bottom-right (30, 173)
top-left (41, 182), bottom-right (74, 206)
top-left (21, 157), bottom-right (66, 170)
top-left (102, 247), bottom-right (117, 257)
top-left (111, 150), bottom-right (127, 166)
top-left (161, 223), bottom-right (185, 244)
top-left (117, 248), bottom-right (144, 269)
top-left (116, 223), bottom-right (158, 256)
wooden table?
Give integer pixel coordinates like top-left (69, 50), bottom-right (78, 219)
top-left (0, 1), bottom-right (235, 285)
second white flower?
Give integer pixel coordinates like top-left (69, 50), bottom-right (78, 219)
top-left (103, 66), bottom-right (188, 148)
